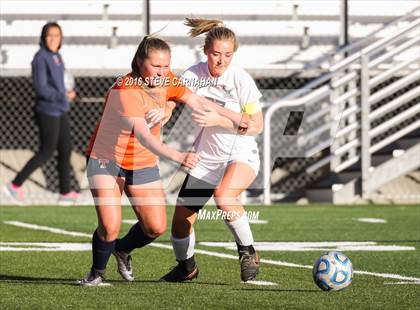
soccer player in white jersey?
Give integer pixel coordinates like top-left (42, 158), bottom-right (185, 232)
top-left (160, 18), bottom-right (263, 282)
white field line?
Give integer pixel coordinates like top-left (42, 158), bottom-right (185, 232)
top-left (248, 219), bottom-right (268, 224)
top-left (122, 220), bottom-right (138, 225)
top-left (384, 281), bottom-right (420, 285)
top-left (3, 221), bottom-right (91, 238)
top-left (199, 241), bottom-right (415, 252)
top-left (356, 218), bottom-right (387, 223)
top-left (245, 280), bottom-right (277, 286)
top-left (4, 221), bottom-right (420, 283)
top-left (0, 242), bottom-right (91, 251)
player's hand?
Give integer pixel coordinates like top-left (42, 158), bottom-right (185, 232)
top-left (179, 152), bottom-right (200, 169)
top-left (67, 90), bottom-right (76, 101)
top-left (162, 107), bottom-right (174, 125)
top-left (146, 108), bottom-right (165, 127)
top-left (162, 101), bottom-right (176, 125)
top-left (237, 113), bottom-right (249, 135)
top-left (192, 104), bottom-right (222, 127)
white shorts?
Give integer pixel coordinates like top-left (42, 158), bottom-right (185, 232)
top-left (189, 152), bottom-right (260, 186)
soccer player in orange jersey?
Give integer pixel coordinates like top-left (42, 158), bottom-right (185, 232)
top-left (80, 36), bottom-right (249, 286)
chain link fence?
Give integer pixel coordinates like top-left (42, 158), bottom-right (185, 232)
top-left (0, 75), bottom-right (311, 203)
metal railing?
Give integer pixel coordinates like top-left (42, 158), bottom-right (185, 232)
top-left (298, 5), bottom-right (420, 79)
top-left (263, 12), bottom-right (420, 204)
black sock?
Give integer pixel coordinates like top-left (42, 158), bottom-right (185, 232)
top-left (115, 222), bottom-right (155, 253)
top-left (178, 255), bottom-right (197, 273)
top-left (237, 243), bottom-right (256, 259)
top-left (92, 230), bottom-right (116, 272)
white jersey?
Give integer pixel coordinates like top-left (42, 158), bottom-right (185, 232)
top-left (182, 61), bottom-right (262, 163)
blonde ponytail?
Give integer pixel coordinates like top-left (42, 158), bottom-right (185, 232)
top-left (184, 18), bottom-right (223, 37)
top-left (184, 17), bottom-right (238, 52)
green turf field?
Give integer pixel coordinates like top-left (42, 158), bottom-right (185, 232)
top-left (0, 204), bottom-right (419, 309)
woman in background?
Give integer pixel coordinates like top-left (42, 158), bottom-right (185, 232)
top-left (3, 22), bottom-right (79, 205)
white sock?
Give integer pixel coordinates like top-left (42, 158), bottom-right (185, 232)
top-left (224, 213), bottom-right (254, 246)
top-left (170, 230), bottom-right (195, 261)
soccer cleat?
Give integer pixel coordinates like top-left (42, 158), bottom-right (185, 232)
top-left (240, 252), bottom-right (260, 282)
top-left (3, 182), bottom-right (24, 205)
top-left (112, 251), bottom-right (134, 282)
top-left (159, 264), bottom-right (199, 282)
top-left (78, 269), bottom-right (110, 286)
top-left (58, 191), bottom-right (80, 206)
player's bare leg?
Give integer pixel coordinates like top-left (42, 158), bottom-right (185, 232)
top-left (80, 175), bottom-right (124, 286)
top-left (214, 162), bottom-right (260, 282)
top-left (113, 180), bottom-right (167, 281)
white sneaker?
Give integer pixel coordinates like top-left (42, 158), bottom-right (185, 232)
top-left (113, 251), bottom-right (134, 282)
top-left (78, 269), bottom-right (110, 286)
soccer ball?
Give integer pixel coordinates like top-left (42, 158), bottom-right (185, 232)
top-left (312, 251), bottom-right (353, 291)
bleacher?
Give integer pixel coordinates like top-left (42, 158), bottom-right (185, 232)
top-left (1, 0), bottom-right (418, 76)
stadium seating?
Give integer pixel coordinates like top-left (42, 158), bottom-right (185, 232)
top-left (1, 0), bottom-right (418, 75)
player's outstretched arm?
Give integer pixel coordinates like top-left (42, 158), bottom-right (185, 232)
top-left (179, 90), bottom-right (247, 128)
top-left (191, 104), bottom-right (263, 136)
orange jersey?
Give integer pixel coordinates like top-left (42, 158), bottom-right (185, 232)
top-left (87, 72), bottom-right (186, 170)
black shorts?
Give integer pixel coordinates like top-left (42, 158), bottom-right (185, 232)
top-left (177, 174), bottom-right (216, 213)
top-left (86, 157), bottom-right (160, 186)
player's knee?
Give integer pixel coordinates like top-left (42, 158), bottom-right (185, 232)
top-left (98, 225), bottom-right (120, 241)
top-left (214, 188), bottom-right (231, 198)
top-left (214, 189), bottom-right (238, 206)
top-left (143, 222), bottom-right (166, 238)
